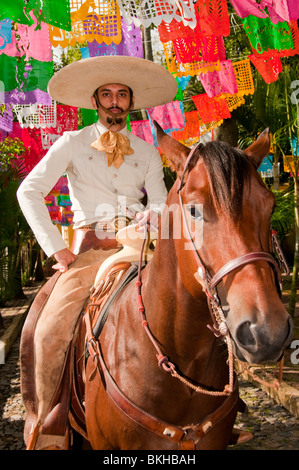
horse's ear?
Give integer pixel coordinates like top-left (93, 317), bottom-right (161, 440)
top-left (243, 128), bottom-right (270, 168)
top-left (154, 121), bottom-right (190, 176)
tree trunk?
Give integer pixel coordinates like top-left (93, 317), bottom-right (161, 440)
top-left (33, 247), bottom-right (45, 282)
top-left (272, 159), bottom-right (280, 191)
top-left (289, 177), bottom-right (299, 317)
top-left (284, 68), bottom-right (298, 316)
top-left (213, 117), bottom-right (239, 147)
top-left (140, 26), bottom-right (154, 121)
top-left (141, 25), bottom-right (153, 62)
top-left (7, 239), bottom-right (26, 300)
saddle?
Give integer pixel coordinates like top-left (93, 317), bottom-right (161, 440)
top-left (20, 225), bottom-right (156, 450)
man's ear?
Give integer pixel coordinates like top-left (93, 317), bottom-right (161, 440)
top-left (244, 128), bottom-right (271, 168)
top-left (90, 95), bottom-right (98, 109)
top-left (154, 121), bottom-right (190, 177)
top-left (130, 95), bottom-right (135, 110)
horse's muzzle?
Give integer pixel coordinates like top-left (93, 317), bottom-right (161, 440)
top-left (232, 315), bottom-right (293, 363)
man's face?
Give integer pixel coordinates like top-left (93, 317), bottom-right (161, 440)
top-left (91, 83), bottom-right (134, 129)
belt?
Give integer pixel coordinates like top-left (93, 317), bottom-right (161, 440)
top-left (71, 228), bottom-right (121, 255)
top-left (79, 215), bottom-right (131, 233)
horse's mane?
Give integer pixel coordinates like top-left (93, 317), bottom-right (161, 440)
top-left (198, 140), bottom-right (253, 220)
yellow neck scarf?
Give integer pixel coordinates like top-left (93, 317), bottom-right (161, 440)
top-left (91, 130), bottom-right (134, 169)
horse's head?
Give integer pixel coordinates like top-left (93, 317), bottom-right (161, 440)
top-left (155, 122), bottom-right (293, 364)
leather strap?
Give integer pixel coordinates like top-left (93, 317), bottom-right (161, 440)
top-left (210, 252), bottom-right (282, 290)
top-left (71, 229), bottom-right (120, 255)
top-left (93, 264), bottom-right (139, 340)
top-left (86, 316), bottom-right (240, 448)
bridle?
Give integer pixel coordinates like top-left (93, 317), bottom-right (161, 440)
top-left (177, 143), bottom-right (289, 338)
top-left (136, 142), bottom-right (289, 396)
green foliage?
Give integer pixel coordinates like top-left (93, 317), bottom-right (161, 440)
top-left (53, 41), bottom-right (87, 73)
top-left (271, 187), bottom-right (295, 241)
top-left (0, 138), bottom-right (31, 305)
top-left (183, 76), bottom-right (204, 112)
top-left (0, 136), bottom-right (26, 171)
top-left (163, 165), bottom-right (176, 192)
top-left (233, 56), bottom-right (299, 156)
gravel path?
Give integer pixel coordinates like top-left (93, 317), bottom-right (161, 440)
top-left (1, 335), bottom-right (299, 451)
top-left (230, 381), bottom-right (299, 450)
top-left (0, 336), bottom-right (26, 450)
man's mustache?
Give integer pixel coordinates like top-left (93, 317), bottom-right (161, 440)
top-left (97, 102), bottom-right (134, 127)
top-left (108, 106), bottom-right (124, 112)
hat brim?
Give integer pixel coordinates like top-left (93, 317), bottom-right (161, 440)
top-left (48, 56), bottom-right (178, 110)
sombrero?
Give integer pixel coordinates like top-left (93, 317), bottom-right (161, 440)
top-left (48, 56), bottom-right (178, 110)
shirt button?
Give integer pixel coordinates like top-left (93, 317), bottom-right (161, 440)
top-left (113, 174), bottom-right (118, 178)
top-left (135, 162), bottom-right (138, 167)
top-left (89, 156), bottom-right (93, 160)
top-left (114, 189), bottom-right (118, 193)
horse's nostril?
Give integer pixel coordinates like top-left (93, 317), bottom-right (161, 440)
top-left (236, 321), bottom-right (256, 348)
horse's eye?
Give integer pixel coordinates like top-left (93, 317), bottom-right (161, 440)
top-left (187, 205), bottom-right (203, 220)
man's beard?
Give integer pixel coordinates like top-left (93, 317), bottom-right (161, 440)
top-left (106, 115), bottom-right (123, 125)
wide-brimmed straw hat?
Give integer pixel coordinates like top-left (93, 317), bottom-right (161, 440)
top-left (48, 56), bottom-right (178, 110)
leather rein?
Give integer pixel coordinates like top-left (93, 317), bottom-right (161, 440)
top-left (84, 142), bottom-right (289, 448)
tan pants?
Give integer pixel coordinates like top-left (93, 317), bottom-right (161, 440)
top-left (34, 247), bottom-right (119, 423)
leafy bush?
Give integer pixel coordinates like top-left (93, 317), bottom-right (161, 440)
top-left (271, 187), bottom-right (295, 241)
top-left (0, 137), bottom-right (29, 304)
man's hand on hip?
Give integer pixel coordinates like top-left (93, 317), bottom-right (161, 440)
top-left (52, 248), bottom-right (78, 273)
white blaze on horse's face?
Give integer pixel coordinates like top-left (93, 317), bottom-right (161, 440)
top-left (155, 122), bottom-right (293, 365)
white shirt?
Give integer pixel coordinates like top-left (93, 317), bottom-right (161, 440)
top-left (17, 121), bottom-right (167, 257)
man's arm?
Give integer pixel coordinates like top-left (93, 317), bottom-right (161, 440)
top-left (144, 147), bottom-right (168, 208)
top-left (17, 133), bottom-right (72, 258)
top-left (135, 147), bottom-right (167, 232)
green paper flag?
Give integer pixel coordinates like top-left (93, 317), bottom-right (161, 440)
top-left (0, 0), bottom-right (71, 31)
top-left (0, 54), bottom-right (53, 92)
top-left (242, 15), bottom-right (294, 54)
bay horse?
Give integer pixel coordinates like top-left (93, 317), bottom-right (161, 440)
top-left (70, 125), bottom-right (293, 450)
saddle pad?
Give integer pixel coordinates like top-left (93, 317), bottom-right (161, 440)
top-left (93, 263), bottom-right (140, 340)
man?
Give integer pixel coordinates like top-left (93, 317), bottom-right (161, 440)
top-left (17, 55), bottom-right (178, 449)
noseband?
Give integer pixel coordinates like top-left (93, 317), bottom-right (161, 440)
top-left (177, 143), bottom-right (289, 338)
